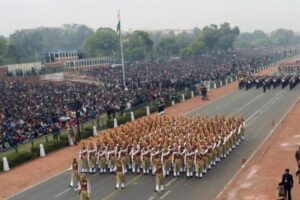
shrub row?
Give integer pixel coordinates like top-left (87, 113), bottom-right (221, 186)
top-left (0, 126), bottom-right (93, 172)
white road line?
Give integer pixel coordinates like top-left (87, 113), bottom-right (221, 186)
top-left (215, 95), bottom-right (300, 200)
top-left (6, 168), bottom-right (69, 199)
top-left (245, 91), bottom-right (284, 123)
top-left (148, 195), bottom-right (157, 200)
top-left (165, 178), bottom-right (177, 187)
top-left (55, 188), bottom-right (71, 197)
top-left (160, 190), bottom-right (171, 200)
top-left (184, 90), bottom-right (237, 117)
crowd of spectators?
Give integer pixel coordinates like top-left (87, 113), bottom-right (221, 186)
top-left (0, 47), bottom-right (296, 150)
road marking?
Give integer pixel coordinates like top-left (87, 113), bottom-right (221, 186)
top-left (160, 190), bottom-right (171, 199)
top-left (165, 178), bottom-right (177, 187)
top-left (245, 91), bottom-right (284, 126)
top-left (101, 174), bottom-right (142, 200)
top-left (55, 188), bottom-right (71, 197)
top-left (148, 194), bottom-right (158, 200)
top-left (230, 93), bottom-right (264, 117)
top-left (215, 95), bottom-right (300, 199)
top-left (184, 90), bottom-right (237, 117)
top-left (6, 168), bottom-right (69, 200)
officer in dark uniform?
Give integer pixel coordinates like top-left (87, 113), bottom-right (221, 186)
top-left (281, 168), bottom-right (293, 200)
top-left (158, 98), bottom-right (165, 114)
top-left (263, 82), bottom-right (267, 93)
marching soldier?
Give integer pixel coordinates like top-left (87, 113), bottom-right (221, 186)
top-left (154, 161), bottom-right (164, 192)
top-left (141, 144), bottom-right (151, 174)
top-left (75, 174), bottom-right (91, 200)
top-left (115, 158), bottom-right (125, 189)
top-left (151, 146), bottom-right (161, 175)
top-left (97, 144), bottom-right (107, 174)
top-left (107, 144), bottom-right (117, 173)
top-left (118, 143), bottom-right (128, 174)
top-left (161, 144), bottom-right (171, 176)
top-left (185, 145), bottom-right (195, 178)
top-left (172, 144), bottom-right (182, 177)
top-left (194, 146), bottom-right (204, 178)
top-left (130, 142), bottom-right (141, 174)
top-left (70, 157), bottom-right (80, 188)
top-left (88, 142), bottom-right (97, 173)
top-left (79, 142), bottom-right (88, 173)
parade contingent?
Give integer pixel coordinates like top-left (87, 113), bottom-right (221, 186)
top-left (238, 73), bottom-right (300, 92)
top-left (70, 115), bottom-right (245, 199)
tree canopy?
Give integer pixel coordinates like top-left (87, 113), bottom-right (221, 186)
top-left (0, 23), bottom-right (299, 64)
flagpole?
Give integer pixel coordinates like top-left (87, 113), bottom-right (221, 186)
top-left (118, 11), bottom-right (126, 90)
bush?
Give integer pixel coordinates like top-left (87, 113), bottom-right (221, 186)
top-left (60, 134), bottom-right (69, 142)
top-left (134, 108), bottom-right (146, 119)
top-left (80, 127), bottom-right (93, 139)
top-left (106, 112), bottom-right (131, 128)
top-left (31, 139), bottom-right (68, 155)
top-left (0, 151), bottom-right (38, 171)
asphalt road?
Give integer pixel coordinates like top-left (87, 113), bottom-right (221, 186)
top-left (8, 85), bottom-right (300, 200)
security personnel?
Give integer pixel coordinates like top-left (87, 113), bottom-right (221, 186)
top-left (141, 144), bottom-right (151, 174)
top-left (70, 157), bottom-right (80, 188)
top-left (194, 146), bottom-right (205, 178)
top-left (281, 168), bottom-right (293, 200)
top-left (130, 142), bottom-right (141, 174)
top-left (97, 144), bottom-right (107, 173)
top-left (75, 174), bottom-right (90, 200)
top-left (79, 142), bottom-right (88, 173)
top-left (154, 161), bottom-right (164, 192)
top-left (172, 144), bottom-right (181, 177)
top-left (115, 158), bottom-right (125, 189)
top-left (88, 142), bottom-right (97, 173)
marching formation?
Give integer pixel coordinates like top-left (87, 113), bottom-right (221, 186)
top-left (239, 74), bottom-right (300, 92)
top-left (71, 115), bottom-right (245, 198)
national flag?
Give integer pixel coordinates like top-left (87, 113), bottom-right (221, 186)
top-left (117, 10), bottom-right (121, 36)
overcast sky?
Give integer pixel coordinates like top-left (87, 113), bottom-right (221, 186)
top-left (1, 0), bottom-right (300, 36)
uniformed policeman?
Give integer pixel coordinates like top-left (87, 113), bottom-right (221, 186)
top-left (79, 142), bottom-right (88, 173)
top-left (70, 157), bottom-right (80, 188)
top-left (115, 158), bottom-right (125, 189)
top-left (88, 142), bottom-right (97, 173)
top-left (75, 174), bottom-right (91, 200)
top-left (154, 161), bottom-right (164, 192)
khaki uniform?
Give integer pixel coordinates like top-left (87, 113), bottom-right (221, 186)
top-left (79, 179), bottom-right (90, 200)
top-left (108, 150), bottom-right (116, 172)
top-left (131, 148), bottom-right (141, 173)
top-left (119, 149), bottom-right (128, 174)
top-left (142, 149), bottom-right (151, 174)
top-left (88, 148), bottom-right (97, 173)
top-left (185, 152), bottom-right (194, 177)
top-left (155, 163), bottom-right (164, 192)
top-left (70, 161), bottom-right (80, 187)
top-left (80, 148), bottom-right (88, 173)
top-left (162, 151), bottom-right (171, 176)
top-left (115, 162), bottom-right (125, 189)
top-left (194, 153), bottom-right (205, 177)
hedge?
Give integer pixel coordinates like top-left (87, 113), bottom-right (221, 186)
top-left (0, 151), bottom-right (38, 172)
top-left (0, 127), bottom-right (93, 172)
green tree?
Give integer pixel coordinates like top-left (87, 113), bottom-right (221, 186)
top-left (271, 29), bottom-right (296, 45)
top-left (202, 24), bottom-right (220, 51)
top-left (82, 28), bottom-right (119, 57)
top-left (0, 36), bottom-right (8, 64)
top-left (218, 23), bottom-right (240, 50)
top-left (125, 30), bottom-right (153, 61)
top-left (155, 37), bottom-right (180, 59)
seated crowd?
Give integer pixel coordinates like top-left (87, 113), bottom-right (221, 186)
top-left (0, 47), bottom-right (293, 150)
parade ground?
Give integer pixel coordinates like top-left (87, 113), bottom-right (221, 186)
top-left (2, 65), bottom-right (300, 200)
